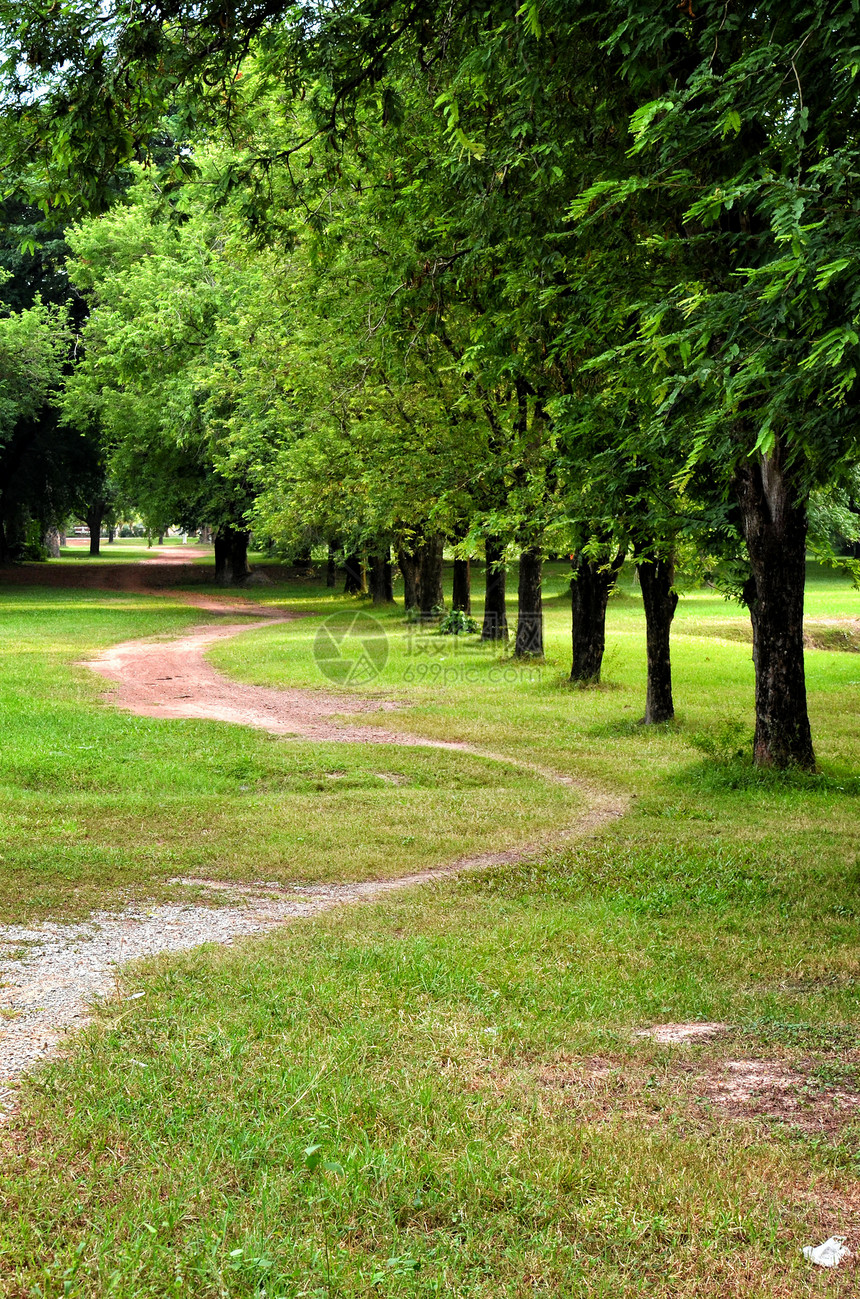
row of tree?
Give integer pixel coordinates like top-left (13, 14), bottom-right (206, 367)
top-left (1, 0), bottom-right (859, 770)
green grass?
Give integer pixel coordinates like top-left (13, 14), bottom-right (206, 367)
top-left (55, 540), bottom-right (275, 565)
top-left (58, 537), bottom-right (210, 562)
top-left (0, 585), bottom-right (582, 923)
top-left (1, 562), bottom-right (859, 1296)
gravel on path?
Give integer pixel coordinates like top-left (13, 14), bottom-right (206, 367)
top-left (0, 868), bottom-right (487, 1118)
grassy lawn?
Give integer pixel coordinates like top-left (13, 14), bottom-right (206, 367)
top-left (0, 562), bottom-right (859, 1295)
top-left (0, 586), bottom-right (581, 923)
top-left (58, 537), bottom-right (212, 562)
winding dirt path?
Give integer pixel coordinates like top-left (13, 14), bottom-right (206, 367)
top-left (0, 862), bottom-right (544, 1117)
top-left (81, 603), bottom-right (615, 805)
top-left (79, 594), bottom-right (624, 860)
top-left (81, 616), bottom-right (421, 743)
top-left (0, 576), bottom-right (626, 1116)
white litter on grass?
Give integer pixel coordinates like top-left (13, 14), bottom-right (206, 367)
top-left (802, 1237), bottom-right (851, 1268)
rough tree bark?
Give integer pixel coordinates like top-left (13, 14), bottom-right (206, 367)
top-left (735, 440), bottom-right (815, 769)
top-left (515, 547), bottom-right (543, 657)
top-left (570, 548), bottom-right (625, 683)
top-left (214, 532), bottom-right (227, 581)
top-left (418, 533), bottom-right (445, 618)
top-left (637, 553), bottom-right (678, 723)
top-left (481, 537), bottom-right (508, 641)
top-left (229, 529), bottom-right (250, 582)
top-left (343, 551), bottom-right (366, 594)
top-left (398, 546), bottom-right (420, 611)
top-left (369, 546), bottom-right (395, 605)
top-left (44, 527), bottom-right (61, 558)
top-left (452, 557), bottom-right (471, 613)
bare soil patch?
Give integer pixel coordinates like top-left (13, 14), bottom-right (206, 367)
top-left (704, 1058), bottom-right (860, 1134)
top-left (527, 1052), bottom-right (860, 1139)
top-left (0, 557), bottom-right (316, 591)
top-left (0, 560), bottom-right (219, 591)
top-left (635, 1021), bottom-right (730, 1044)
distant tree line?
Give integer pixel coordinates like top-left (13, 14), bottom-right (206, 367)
top-left (2, 0), bottom-right (860, 768)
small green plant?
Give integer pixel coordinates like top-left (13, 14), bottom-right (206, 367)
top-left (689, 717), bottom-right (751, 760)
top-left (436, 608), bottom-right (479, 635)
top-left (304, 1143), bottom-right (345, 1296)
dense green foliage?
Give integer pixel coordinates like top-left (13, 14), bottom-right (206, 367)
top-left (2, 0), bottom-right (860, 759)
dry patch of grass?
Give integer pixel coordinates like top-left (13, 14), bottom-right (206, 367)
top-left (683, 617), bottom-right (860, 653)
top-left (479, 1035), bottom-right (860, 1143)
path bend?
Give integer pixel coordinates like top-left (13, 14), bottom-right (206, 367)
top-left (0, 589), bottom-right (628, 1116)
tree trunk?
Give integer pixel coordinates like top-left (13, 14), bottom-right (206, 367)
top-left (398, 547), bottom-right (420, 611)
top-left (637, 553), bottom-right (678, 723)
top-left (481, 538), bottom-right (508, 641)
top-left (452, 557), bottom-right (471, 613)
top-left (735, 442), bottom-right (815, 769)
top-left (343, 551), bottom-right (366, 594)
top-left (215, 525), bottom-right (251, 584)
top-left (515, 547), bottom-right (543, 657)
top-left (418, 533), bottom-right (444, 618)
top-left (44, 527), bottom-right (61, 559)
top-left (326, 543), bottom-right (337, 588)
top-left (214, 531), bottom-right (227, 582)
top-left (228, 528), bottom-right (251, 583)
top-left (570, 548), bottom-right (625, 683)
top-left (369, 546), bottom-right (395, 605)
top-left (85, 506), bottom-right (103, 556)
top-left (107, 525), bottom-right (115, 544)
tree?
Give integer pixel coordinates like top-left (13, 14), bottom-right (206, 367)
top-left (0, 200), bottom-right (100, 561)
top-left (0, 295), bottom-right (69, 561)
top-left (62, 172), bottom-right (257, 581)
top-left (565, 1), bottom-right (860, 766)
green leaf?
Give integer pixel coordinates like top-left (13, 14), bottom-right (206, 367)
top-left (721, 109), bottom-right (742, 137)
top-left (303, 1143), bottom-right (323, 1172)
top-left (813, 258), bottom-right (852, 290)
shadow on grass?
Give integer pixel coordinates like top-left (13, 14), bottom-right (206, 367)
top-left (587, 716), bottom-right (679, 739)
top-left (675, 754), bottom-right (860, 798)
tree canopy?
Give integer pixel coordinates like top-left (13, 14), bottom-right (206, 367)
top-left (2, 0), bottom-right (859, 766)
